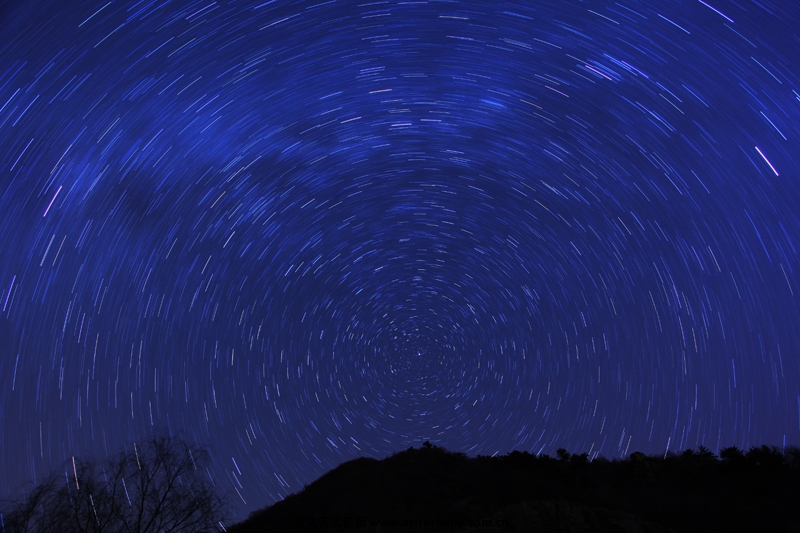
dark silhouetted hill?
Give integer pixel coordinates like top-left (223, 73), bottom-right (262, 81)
top-left (228, 442), bottom-right (800, 533)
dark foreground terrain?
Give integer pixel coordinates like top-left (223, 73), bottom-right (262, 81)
top-left (229, 443), bottom-right (800, 533)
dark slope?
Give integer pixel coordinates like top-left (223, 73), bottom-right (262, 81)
top-left (229, 444), bottom-right (800, 533)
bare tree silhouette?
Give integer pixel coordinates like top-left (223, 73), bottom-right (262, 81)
top-left (1, 434), bottom-right (228, 533)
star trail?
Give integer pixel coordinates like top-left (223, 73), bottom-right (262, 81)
top-left (1, 0), bottom-right (799, 523)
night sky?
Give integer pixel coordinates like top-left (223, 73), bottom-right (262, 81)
top-left (1, 0), bottom-right (799, 523)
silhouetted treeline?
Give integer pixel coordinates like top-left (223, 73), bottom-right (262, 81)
top-left (229, 442), bottom-right (800, 533)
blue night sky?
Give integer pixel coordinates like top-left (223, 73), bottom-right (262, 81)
top-left (1, 0), bottom-right (799, 524)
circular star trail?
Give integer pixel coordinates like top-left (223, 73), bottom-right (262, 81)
top-left (1, 0), bottom-right (799, 523)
